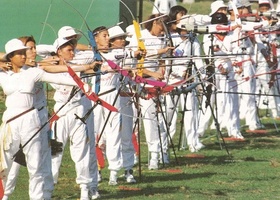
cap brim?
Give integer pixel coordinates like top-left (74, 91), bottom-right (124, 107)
top-left (209, 6), bottom-right (227, 16)
top-left (3, 46), bottom-right (28, 61)
top-left (109, 33), bottom-right (128, 40)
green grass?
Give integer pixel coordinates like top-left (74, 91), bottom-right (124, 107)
top-left (9, 111), bottom-right (280, 200)
top-left (3, 0), bottom-right (280, 199)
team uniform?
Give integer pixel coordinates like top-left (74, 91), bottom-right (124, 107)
top-left (0, 66), bottom-right (76, 200)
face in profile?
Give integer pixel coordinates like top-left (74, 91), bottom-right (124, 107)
top-left (25, 41), bottom-right (37, 62)
top-left (9, 49), bottom-right (27, 68)
top-left (95, 30), bottom-right (110, 52)
top-left (57, 44), bottom-right (75, 62)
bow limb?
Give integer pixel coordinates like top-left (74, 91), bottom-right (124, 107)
top-left (66, 64), bottom-right (118, 112)
top-left (230, 0), bottom-right (241, 25)
top-left (63, 0), bottom-right (103, 93)
top-left (133, 20), bottom-right (145, 77)
top-left (119, 0), bottom-right (145, 77)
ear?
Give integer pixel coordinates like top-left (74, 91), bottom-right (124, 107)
top-left (57, 49), bottom-right (62, 57)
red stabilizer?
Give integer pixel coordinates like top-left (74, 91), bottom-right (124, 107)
top-left (0, 180), bottom-right (4, 199)
top-left (132, 133), bottom-right (139, 155)
top-left (96, 146), bottom-right (105, 169)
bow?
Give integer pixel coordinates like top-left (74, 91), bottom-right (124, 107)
top-left (230, 0), bottom-right (241, 26)
top-left (63, 0), bottom-right (103, 94)
top-left (106, 59), bottom-right (166, 87)
top-left (66, 64), bottom-right (117, 112)
top-left (120, 0), bottom-right (145, 77)
top-left (133, 16), bottom-right (145, 77)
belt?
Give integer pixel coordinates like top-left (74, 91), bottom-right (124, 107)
top-left (6, 107), bottom-right (35, 123)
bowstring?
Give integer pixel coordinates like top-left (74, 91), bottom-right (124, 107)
top-left (39, 0), bottom-right (53, 44)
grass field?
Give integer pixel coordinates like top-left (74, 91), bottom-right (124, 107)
top-left (3, 0), bottom-right (280, 200)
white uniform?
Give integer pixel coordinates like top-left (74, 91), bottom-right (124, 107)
top-left (50, 72), bottom-right (92, 190)
top-left (201, 31), bottom-right (243, 138)
top-left (129, 29), bottom-right (167, 166)
top-left (0, 67), bottom-right (76, 200)
top-left (3, 64), bottom-right (54, 200)
top-left (71, 50), bottom-right (99, 194)
top-left (166, 33), bottom-right (205, 152)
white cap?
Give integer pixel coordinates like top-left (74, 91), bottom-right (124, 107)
top-left (228, 0), bottom-right (244, 10)
top-left (53, 37), bottom-right (77, 52)
top-left (240, 0), bottom-right (251, 7)
top-left (58, 26), bottom-right (82, 40)
top-left (209, 1), bottom-right (228, 16)
top-left (176, 15), bottom-right (195, 30)
top-left (125, 24), bottom-right (136, 42)
top-left (108, 25), bottom-right (128, 40)
top-left (4, 39), bottom-right (28, 60)
top-left (259, 0), bottom-right (270, 5)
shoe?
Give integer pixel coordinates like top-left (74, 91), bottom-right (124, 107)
top-left (80, 184), bottom-right (89, 200)
top-left (232, 132), bottom-right (244, 139)
top-left (125, 169), bottom-right (136, 183)
top-left (108, 170), bottom-right (118, 186)
top-left (195, 142), bottom-right (205, 151)
top-left (98, 171), bottom-right (102, 182)
top-left (148, 159), bottom-right (158, 170)
top-left (249, 123), bottom-right (265, 131)
top-left (189, 145), bottom-right (197, 153)
top-left (159, 153), bottom-right (169, 164)
top-left (89, 188), bottom-right (100, 199)
top-left (2, 196), bottom-right (8, 200)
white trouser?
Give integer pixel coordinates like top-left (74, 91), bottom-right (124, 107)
top-left (217, 74), bottom-right (241, 137)
top-left (2, 109), bottom-right (44, 200)
top-left (237, 62), bottom-right (262, 129)
top-left (119, 96), bottom-right (135, 170)
top-left (256, 62), bottom-right (280, 117)
top-left (81, 97), bottom-right (98, 191)
top-left (96, 89), bottom-right (122, 171)
top-left (51, 104), bottom-right (92, 185)
top-left (181, 90), bottom-right (201, 147)
top-left (140, 97), bottom-right (167, 156)
top-left (197, 92), bottom-right (216, 136)
top-left (2, 162), bottom-right (20, 198)
top-left (3, 107), bottom-right (53, 199)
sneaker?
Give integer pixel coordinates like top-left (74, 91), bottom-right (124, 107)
top-left (108, 170), bottom-right (118, 186)
top-left (2, 196), bottom-right (8, 200)
top-left (195, 142), bottom-right (205, 151)
top-left (232, 132), bottom-right (244, 139)
top-left (148, 159), bottom-right (158, 170)
top-left (89, 188), bottom-right (100, 200)
top-left (80, 185), bottom-right (89, 200)
top-left (98, 171), bottom-right (102, 182)
top-left (125, 169), bottom-right (136, 183)
top-left (189, 145), bottom-right (197, 153)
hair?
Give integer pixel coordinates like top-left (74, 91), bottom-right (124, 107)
top-left (168, 5), bottom-right (188, 23)
top-left (92, 26), bottom-right (107, 36)
top-left (6, 49), bottom-right (27, 62)
top-left (57, 39), bottom-right (77, 51)
top-left (144, 13), bottom-right (168, 31)
top-left (18, 35), bottom-right (36, 46)
top-left (259, 3), bottom-right (270, 9)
